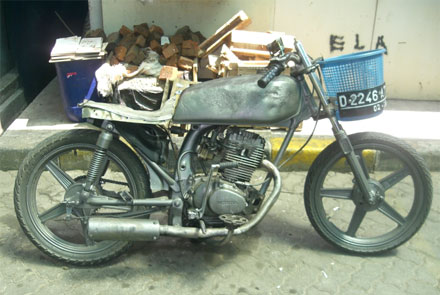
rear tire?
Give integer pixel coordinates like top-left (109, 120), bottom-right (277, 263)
top-left (304, 132), bottom-right (432, 254)
top-left (14, 129), bottom-right (150, 265)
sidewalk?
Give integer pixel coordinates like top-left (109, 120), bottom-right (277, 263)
top-left (0, 169), bottom-right (439, 294)
top-left (0, 78), bottom-right (439, 171)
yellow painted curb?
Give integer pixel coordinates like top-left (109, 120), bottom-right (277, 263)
top-left (270, 137), bottom-right (334, 171)
top-left (270, 137), bottom-right (377, 171)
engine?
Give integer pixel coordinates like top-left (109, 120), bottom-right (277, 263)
top-left (221, 128), bottom-right (266, 183)
top-left (189, 128), bottom-right (266, 223)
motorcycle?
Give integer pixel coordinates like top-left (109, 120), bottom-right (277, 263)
top-left (14, 39), bottom-right (432, 265)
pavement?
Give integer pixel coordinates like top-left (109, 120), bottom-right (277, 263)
top-left (0, 78), bottom-right (440, 171)
top-left (0, 170), bottom-right (439, 295)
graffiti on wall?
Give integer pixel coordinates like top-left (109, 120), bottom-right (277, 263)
top-left (330, 34), bottom-right (388, 54)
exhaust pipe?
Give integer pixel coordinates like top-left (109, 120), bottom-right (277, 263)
top-left (88, 159), bottom-right (281, 241)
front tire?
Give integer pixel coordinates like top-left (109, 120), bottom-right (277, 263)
top-left (14, 129), bottom-right (150, 265)
top-left (304, 132), bottom-right (432, 254)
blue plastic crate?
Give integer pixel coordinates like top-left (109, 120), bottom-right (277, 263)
top-left (318, 49), bottom-right (385, 97)
top-left (55, 59), bottom-right (104, 122)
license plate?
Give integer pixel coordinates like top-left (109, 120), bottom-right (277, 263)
top-left (337, 83), bottom-right (386, 119)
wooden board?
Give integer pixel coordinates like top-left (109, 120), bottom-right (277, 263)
top-left (224, 61), bottom-right (290, 77)
top-left (192, 58), bottom-right (199, 82)
top-left (230, 30), bottom-right (295, 51)
top-left (160, 79), bottom-right (172, 109)
top-left (161, 77), bottom-right (198, 110)
top-left (230, 46), bottom-right (271, 59)
top-left (220, 44), bottom-right (240, 62)
top-left (198, 10), bottom-right (251, 57)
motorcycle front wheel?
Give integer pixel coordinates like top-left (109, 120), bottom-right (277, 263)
top-left (304, 132), bottom-right (432, 254)
top-left (14, 129), bottom-right (150, 265)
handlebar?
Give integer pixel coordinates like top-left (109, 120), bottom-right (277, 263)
top-left (257, 52), bottom-right (302, 88)
top-left (257, 63), bottom-right (285, 88)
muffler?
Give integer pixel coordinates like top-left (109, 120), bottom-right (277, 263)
top-left (88, 217), bottom-right (229, 241)
top-left (88, 159), bottom-right (281, 241)
top-left (88, 218), bottom-right (160, 241)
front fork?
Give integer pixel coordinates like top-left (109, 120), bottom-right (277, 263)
top-left (295, 40), bottom-right (376, 203)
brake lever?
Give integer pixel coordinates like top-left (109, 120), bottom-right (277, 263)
top-left (312, 57), bottom-right (324, 64)
top-left (290, 55), bottom-right (322, 76)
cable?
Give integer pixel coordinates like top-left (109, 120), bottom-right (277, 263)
top-left (277, 105), bottom-right (320, 170)
top-left (164, 128), bottom-right (187, 200)
top-left (278, 63), bottom-right (324, 170)
top-left (176, 149), bottom-right (197, 200)
top-left (54, 11), bottom-right (75, 36)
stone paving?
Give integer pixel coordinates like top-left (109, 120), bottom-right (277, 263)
top-left (0, 170), bottom-right (438, 295)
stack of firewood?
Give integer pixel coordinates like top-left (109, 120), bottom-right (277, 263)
top-left (86, 23), bottom-right (205, 72)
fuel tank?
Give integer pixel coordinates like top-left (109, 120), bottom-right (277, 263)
top-left (172, 75), bottom-right (303, 125)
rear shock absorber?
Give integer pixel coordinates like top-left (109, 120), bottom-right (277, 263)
top-left (83, 130), bottom-right (113, 192)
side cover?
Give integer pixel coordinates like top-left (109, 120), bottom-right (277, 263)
top-left (172, 75), bottom-right (302, 125)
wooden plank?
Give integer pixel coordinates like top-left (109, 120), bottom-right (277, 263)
top-left (177, 56), bottom-right (194, 71)
top-left (198, 10), bottom-right (251, 57)
top-left (192, 58), bottom-right (198, 82)
top-left (220, 44), bottom-right (240, 62)
top-left (240, 60), bottom-right (270, 66)
top-left (206, 54), bottom-right (220, 74)
top-left (230, 30), bottom-right (295, 50)
top-left (160, 79), bottom-right (171, 109)
top-left (198, 56), bottom-right (218, 79)
top-left (161, 76), bottom-right (197, 110)
top-left (230, 46), bottom-right (271, 59)
top-left (199, 11), bottom-right (250, 50)
top-left (169, 78), bottom-right (197, 106)
top-left (224, 61), bottom-right (290, 77)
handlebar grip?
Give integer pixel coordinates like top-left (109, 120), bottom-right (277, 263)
top-left (257, 63), bottom-right (284, 88)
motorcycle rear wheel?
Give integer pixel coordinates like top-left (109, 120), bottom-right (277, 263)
top-left (14, 129), bottom-right (150, 265)
top-left (304, 132), bottom-right (432, 254)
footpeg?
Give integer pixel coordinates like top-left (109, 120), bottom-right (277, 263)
top-left (219, 214), bottom-right (248, 229)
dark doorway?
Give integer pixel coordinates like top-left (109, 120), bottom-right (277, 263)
top-left (2, 0), bottom-right (89, 102)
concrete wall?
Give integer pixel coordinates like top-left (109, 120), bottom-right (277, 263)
top-left (102, 0), bottom-right (440, 100)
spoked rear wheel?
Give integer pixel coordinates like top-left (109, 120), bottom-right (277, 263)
top-left (14, 129), bottom-right (150, 265)
top-left (304, 132), bottom-right (432, 254)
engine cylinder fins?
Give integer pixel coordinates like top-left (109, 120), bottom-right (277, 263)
top-left (221, 129), bottom-right (266, 183)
